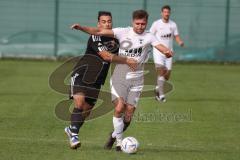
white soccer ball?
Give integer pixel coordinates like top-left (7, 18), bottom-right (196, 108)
top-left (121, 137), bottom-right (139, 154)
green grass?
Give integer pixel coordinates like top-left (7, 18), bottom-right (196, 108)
top-left (0, 59), bottom-right (240, 160)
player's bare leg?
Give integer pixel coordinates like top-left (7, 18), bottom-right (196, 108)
top-left (123, 104), bottom-right (135, 132)
top-left (115, 104), bottom-right (135, 150)
top-left (65, 93), bottom-right (93, 149)
top-left (104, 105), bottom-right (130, 150)
top-left (104, 98), bottom-right (125, 151)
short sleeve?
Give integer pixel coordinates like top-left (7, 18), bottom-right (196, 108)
top-left (173, 22), bottom-right (179, 36)
top-left (90, 35), bottom-right (108, 52)
top-left (112, 27), bottom-right (128, 40)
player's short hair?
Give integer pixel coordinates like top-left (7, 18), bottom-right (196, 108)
top-left (98, 11), bottom-right (112, 21)
top-left (132, 10), bottom-right (149, 21)
top-left (161, 5), bottom-right (171, 12)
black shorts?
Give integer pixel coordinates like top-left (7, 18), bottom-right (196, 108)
top-left (69, 72), bottom-right (102, 106)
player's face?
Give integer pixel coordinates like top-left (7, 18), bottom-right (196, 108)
top-left (98, 15), bottom-right (112, 29)
top-left (161, 9), bottom-right (171, 21)
top-left (132, 18), bottom-right (148, 34)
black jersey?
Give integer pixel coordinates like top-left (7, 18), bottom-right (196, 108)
top-left (72, 35), bottom-right (119, 85)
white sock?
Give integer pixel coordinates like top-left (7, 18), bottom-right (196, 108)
top-left (157, 76), bottom-right (166, 97)
top-left (112, 116), bottom-right (124, 141)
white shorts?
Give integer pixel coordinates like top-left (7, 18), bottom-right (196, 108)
top-left (110, 77), bottom-right (143, 108)
top-left (153, 49), bottom-right (172, 70)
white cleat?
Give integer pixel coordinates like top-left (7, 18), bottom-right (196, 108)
top-left (64, 127), bottom-right (81, 149)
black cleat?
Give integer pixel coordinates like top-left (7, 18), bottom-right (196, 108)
top-left (115, 146), bottom-right (122, 152)
top-left (104, 132), bottom-right (116, 150)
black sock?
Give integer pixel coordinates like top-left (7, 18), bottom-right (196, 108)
top-left (70, 108), bottom-right (85, 134)
top-left (123, 121), bottom-right (130, 132)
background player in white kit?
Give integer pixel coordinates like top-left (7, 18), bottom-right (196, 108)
top-left (71, 10), bottom-right (173, 151)
top-left (150, 5), bottom-right (185, 102)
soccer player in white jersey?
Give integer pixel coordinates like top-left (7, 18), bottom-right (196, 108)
top-left (150, 5), bottom-right (184, 102)
top-left (71, 10), bottom-right (173, 151)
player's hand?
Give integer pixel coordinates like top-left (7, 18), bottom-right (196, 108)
top-left (164, 50), bottom-right (174, 58)
top-left (179, 41), bottom-right (184, 47)
top-left (126, 58), bottom-right (138, 71)
top-left (71, 23), bottom-right (81, 30)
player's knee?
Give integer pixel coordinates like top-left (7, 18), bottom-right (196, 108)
top-left (114, 102), bottom-right (125, 116)
top-left (114, 98), bottom-right (124, 107)
top-left (74, 97), bottom-right (85, 109)
top-left (73, 93), bottom-right (85, 109)
top-left (115, 106), bottom-right (124, 115)
top-left (159, 70), bottom-right (167, 77)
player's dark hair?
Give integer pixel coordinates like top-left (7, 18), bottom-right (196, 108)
top-left (98, 11), bottom-right (112, 21)
top-left (161, 5), bottom-right (171, 12)
top-left (132, 10), bottom-right (149, 21)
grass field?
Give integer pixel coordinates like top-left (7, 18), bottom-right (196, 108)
top-left (0, 59), bottom-right (240, 160)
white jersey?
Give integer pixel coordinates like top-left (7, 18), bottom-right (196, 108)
top-left (150, 19), bottom-right (179, 54)
top-left (112, 27), bottom-right (161, 79)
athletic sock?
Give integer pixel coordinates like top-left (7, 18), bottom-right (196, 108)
top-left (70, 107), bottom-right (85, 134)
top-left (112, 116), bottom-right (124, 140)
top-left (157, 76), bottom-right (166, 97)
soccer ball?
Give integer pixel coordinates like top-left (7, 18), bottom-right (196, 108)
top-left (121, 137), bottom-right (139, 154)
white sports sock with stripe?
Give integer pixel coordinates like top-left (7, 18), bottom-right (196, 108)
top-left (112, 116), bottom-right (124, 143)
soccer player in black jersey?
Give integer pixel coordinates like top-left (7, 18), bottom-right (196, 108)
top-left (64, 11), bottom-right (137, 149)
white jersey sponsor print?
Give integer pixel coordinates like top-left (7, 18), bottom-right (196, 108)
top-left (112, 27), bottom-right (161, 79)
top-left (150, 19), bottom-right (179, 54)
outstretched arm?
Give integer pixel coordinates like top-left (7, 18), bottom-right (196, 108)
top-left (154, 44), bottom-right (174, 58)
top-left (71, 23), bottom-right (114, 37)
top-left (87, 35), bottom-right (136, 69)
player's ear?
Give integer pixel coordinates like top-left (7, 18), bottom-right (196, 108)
top-left (97, 22), bottom-right (100, 28)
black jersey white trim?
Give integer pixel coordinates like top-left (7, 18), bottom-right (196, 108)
top-left (92, 35), bottom-right (101, 42)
